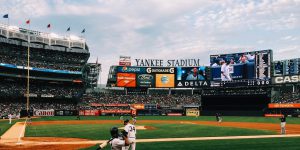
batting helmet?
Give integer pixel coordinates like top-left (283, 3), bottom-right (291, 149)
top-left (124, 119), bottom-right (129, 125)
top-left (110, 127), bottom-right (119, 138)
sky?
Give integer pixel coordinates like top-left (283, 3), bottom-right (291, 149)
top-left (0, 0), bottom-right (300, 84)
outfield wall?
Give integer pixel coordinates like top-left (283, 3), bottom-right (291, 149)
top-left (201, 95), bottom-right (270, 116)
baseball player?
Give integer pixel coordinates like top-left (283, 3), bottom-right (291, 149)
top-left (216, 113), bottom-right (222, 123)
top-left (97, 127), bottom-right (129, 150)
top-left (8, 114), bottom-right (12, 124)
top-left (124, 119), bottom-right (136, 150)
top-left (215, 113), bottom-right (219, 122)
top-left (280, 115), bottom-right (286, 134)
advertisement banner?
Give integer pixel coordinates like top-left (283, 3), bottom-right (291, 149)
top-left (264, 114), bottom-right (284, 117)
top-left (117, 73), bottom-right (136, 87)
top-left (268, 103), bottom-right (300, 108)
top-left (117, 66), bottom-right (146, 73)
top-left (33, 109), bottom-right (55, 116)
top-left (176, 80), bottom-right (210, 87)
top-left (90, 103), bottom-right (102, 107)
top-left (167, 113), bottom-right (182, 116)
top-left (186, 108), bottom-right (200, 117)
top-left (131, 104), bottom-right (145, 110)
top-left (137, 74), bottom-right (154, 88)
top-left (80, 110), bottom-right (100, 116)
top-left (101, 110), bottom-right (131, 114)
top-left (55, 110), bottom-right (77, 116)
top-left (146, 67), bottom-right (175, 74)
top-left (273, 75), bottom-right (300, 84)
top-left (119, 56), bottom-right (131, 66)
top-left (41, 94), bottom-right (54, 98)
top-left (155, 74), bottom-right (175, 88)
top-left (103, 104), bottom-right (129, 107)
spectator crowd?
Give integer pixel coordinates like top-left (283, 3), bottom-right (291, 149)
top-left (80, 93), bottom-right (201, 107)
top-left (0, 79), bottom-right (82, 98)
top-left (272, 85), bottom-right (300, 104)
top-left (0, 102), bottom-right (77, 118)
top-left (0, 44), bottom-right (88, 71)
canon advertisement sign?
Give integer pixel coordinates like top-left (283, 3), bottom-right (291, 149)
top-left (273, 75), bottom-right (300, 84)
top-left (34, 109), bottom-right (55, 116)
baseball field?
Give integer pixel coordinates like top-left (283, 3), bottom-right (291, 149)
top-left (1, 116), bottom-right (300, 150)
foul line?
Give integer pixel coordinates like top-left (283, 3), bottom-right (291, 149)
top-left (17, 119), bottom-right (27, 144)
top-left (14, 134), bottom-right (300, 146)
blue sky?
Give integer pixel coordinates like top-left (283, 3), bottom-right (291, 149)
top-left (0, 0), bottom-right (300, 84)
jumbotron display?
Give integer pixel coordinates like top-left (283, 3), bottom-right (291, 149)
top-left (210, 50), bottom-right (272, 81)
top-left (111, 50), bottom-right (273, 88)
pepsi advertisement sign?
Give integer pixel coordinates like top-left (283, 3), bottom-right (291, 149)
top-left (117, 66), bottom-right (146, 73)
top-left (137, 74), bottom-right (154, 87)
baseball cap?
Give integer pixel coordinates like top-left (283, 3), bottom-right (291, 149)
top-left (124, 119), bottom-right (129, 123)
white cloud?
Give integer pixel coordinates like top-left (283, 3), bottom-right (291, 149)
top-left (1, 0), bottom-right (300, 84)
top-left (192, 0), bottom-right (300, 31)
top-left (281, 35), bottom-right (298, 41)
top-left (0, 0), bottom-right (50, 18)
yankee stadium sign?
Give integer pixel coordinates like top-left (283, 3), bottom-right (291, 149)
top-left (135, 59), bottom-right (201, 67)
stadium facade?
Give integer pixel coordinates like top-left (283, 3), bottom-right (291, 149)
top-left (106, 51), bottom-right (300, 117)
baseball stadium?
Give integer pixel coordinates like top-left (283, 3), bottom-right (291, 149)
top-left (0, 22), bottom-right (299, 150)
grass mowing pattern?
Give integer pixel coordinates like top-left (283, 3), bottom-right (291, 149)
top-left (25, 123), bottom-right (275, 140)
top-left (32, 116), bottom-right (300, 124)
top-left (82, 137), bottom-right (300, 150)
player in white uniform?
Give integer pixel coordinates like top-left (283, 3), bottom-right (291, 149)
top-left (8, 114), bottom-right (12, 124)
top-left (97, 127), bottom-right (129, 150)
top-left (221, 61), bottom-right (232, 81)
top-left (124, 119), bottom-right (136, 150)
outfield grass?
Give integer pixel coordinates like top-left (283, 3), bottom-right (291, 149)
top-left (82, 137), bottom-right (300, 150)
top-left (25, 123), bottom-right (275, 140)
top-left (32, 116), bottom-right (300, 124)
top-left (0, 120), bottom-right (17, 136)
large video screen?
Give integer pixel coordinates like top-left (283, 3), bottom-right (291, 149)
top-left (175, 67), bottom-right (210, 87)
top-left (210, 50), bottom-right (271, 81)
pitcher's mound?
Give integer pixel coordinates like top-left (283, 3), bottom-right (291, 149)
top-left (119, 125), bottom-right (156, 130)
